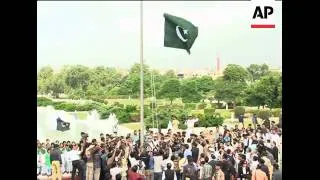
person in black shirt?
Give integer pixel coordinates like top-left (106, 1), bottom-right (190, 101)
top-left (208, 154), bottom-right (217, 172)
top-left (258, 158), bottom-right (270, 180)
top-left (221, 154), bottom-right (236, 180)
top-left (238, 114), bottom-right (244, 128)
top-left (165, 163), bottom-right (175, 180)
top-left (226, 149), bottom-right (235, 166)
top-left (271, 141), bottom-right (279, 163)
top-left (140, 150), bottom-right (150, 170)
top-left (183, 156), bottom-right (198, 180)
top-left (191, 142), bottom-right (199, 163)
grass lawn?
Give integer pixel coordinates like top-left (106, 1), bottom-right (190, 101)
top-left (66, 111), bottom-right (88, 120)
top-left (121, 122), bottom-right (141, 130)
top-left (105, 98), bottom-right (184, 106)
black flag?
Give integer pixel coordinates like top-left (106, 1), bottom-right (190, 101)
top-left (56, 117), bottom-right (70, 132)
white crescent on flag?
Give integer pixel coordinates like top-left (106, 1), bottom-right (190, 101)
top-left (176, 26), bottom-right (188, 42)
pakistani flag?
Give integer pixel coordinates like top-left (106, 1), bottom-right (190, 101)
top-left (163, 13), bottom-right (198, 54)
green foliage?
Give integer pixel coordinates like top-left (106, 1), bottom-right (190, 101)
top-left (214, 78), bottom-right (246, 106)
top-left (181, 80), bottom-right (202, 103)
top-left (211, 103), bottom-right (225, 109)
top-left (198, 114), bottom-right (224, 127)
top-left (258, 110), bottom-right (272, 120)
top-left (223, 64), bottom-right (249, 83)
top-left (125, 105), bottom-right (137, 112)
top-left (37, 97), bottom-right (54, 106)
top-left (89, 96), bottom-right (106, 104)
top-left (204, 108), bottom-right (216, 116)
top-left (65, 65), bottom-right (91, 90)
top-left (245, 109), bottom-right (260, 115)
top-left (184, 103), bottom-right (197, 110)
top-left (178, 123), bottom-right (188, 130)
top-left (158, 78), bottom-right (181, 103)
top-left (216, 110), bottom-right (232, 119)
top-left (197, 103), bottom-right (207, 110)
top-left (234, 106), bottom-right (245, 118)
top-left (170, 104), bottom-right (184, 109)
top-left (271, 108), bottom-right (281, 117)
top-left (54, 102), bottom-right (77, 111)
top-left (244, 74), bottom-right (281, 109)
top-left (129, 112), bottom-right (140, 122)
top-left (113, 102), bottom-right (124, 108)
top-left (149, 102), bottom-right (157, 109)
top-left (247, 64), bottom-right (270, 82)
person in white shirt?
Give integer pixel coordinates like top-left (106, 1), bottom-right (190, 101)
top-left (265, 139), bottom-right (272, 149)
top-left (185, 116), bottom-right (198, 138)
top-left (129, 152), bottom-right (139, 167)
top-left (110, 162), bottom-right (122, 180)
top-left (153, 151), bottom-right (164, 180)
top-left (69, 144), bottom-right (85, 180)
top-left (250, 155), bottom-right (259, 172)
top-left (161, 154), bottom-right (175, 180)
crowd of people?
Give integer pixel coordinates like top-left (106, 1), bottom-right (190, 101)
top-left (37, 120), bottom-right (282, 180)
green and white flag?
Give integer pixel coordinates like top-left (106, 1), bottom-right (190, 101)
top-left (163, 13), bottom-right (198, 54)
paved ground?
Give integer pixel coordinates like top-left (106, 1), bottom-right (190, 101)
top-left (37, 173), bottom-right (77, 180)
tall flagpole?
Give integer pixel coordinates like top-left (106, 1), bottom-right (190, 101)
top-left (139, 0), bottom-right (144, 148)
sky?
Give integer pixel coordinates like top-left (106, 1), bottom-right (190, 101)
top-left (37, 1), bottom-right (282, 71)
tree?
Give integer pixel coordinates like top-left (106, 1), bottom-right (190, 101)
top-left (244, 84), bottom-right (263, 108)
top-left (247, 64), bottom-right (270, 82)
top-left (48, 74), bottom-right (65, 98)
top-left (89, 66), bottom-right (122, 91)
top-left (195, 76), bottom-right (215, 100)
top-left (214, 78), bottom-right (246, 107)
top-left (181, 79), bottom-right (202, 103)
top-left (164, 70), bottom-right (176, 79)
top-left (65, 65), bottom-right (91, 92)
top-left (223, 64), bottom-right (249, 83)
top-left (158, 79), bottom-right (181, 104)
top-left (37, 66), bottom-right (54, 94)
top-left (244, 74), bottom-right (281, 109)
top-left (121, 63), bottom-right (151, 97)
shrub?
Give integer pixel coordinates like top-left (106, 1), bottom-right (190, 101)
top-left (184, 103), bottom-right (197, 110)
top-left (204, 108), bottom-right (216, 116)
top-left (37, 97), bottom-right (54, 106)
top-left (54, 102), bottom-right (76, 112)
top-left (271, 108), bottom-right (282, 117)
top-left (234, 106), bottom-right (245, 118)
top-left (113, 102), bottom-right (124, 108)
top-left (178, 123), bottom-right (188, 130)
top-left (198, 114), bottom-right (224, 127)
top-left (89, 96), bottom-right (105, 103)
top-left (157, 105), bottom-right (167, 110)
top-left (104, 95), bottom-right (129, 99)
top-left (216, 110), bottom-right (232, 119)
top-left (112, 108), bottom-right (130, 124)
top-left (197, 103), bottom-right (207, 110)
top-left (258, 110), bottom-right (272, 120)
top-left (144, 105), bottom-right (149, 110)
top-left (103, 100), bottom-right (108, 105)
top-left (125, 105), bottom-right (137, 112)
top-left (245, 109), bottom-right (260, 115)
top-left (76, 103), bottom-right (95, 111)
top-left (129, 112), bottom-right (140, 122)
top-left (171, 104), bottom-right (184, 109)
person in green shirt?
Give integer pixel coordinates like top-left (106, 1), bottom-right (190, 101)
top-left (44, 149), bottom-right (52, 176)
